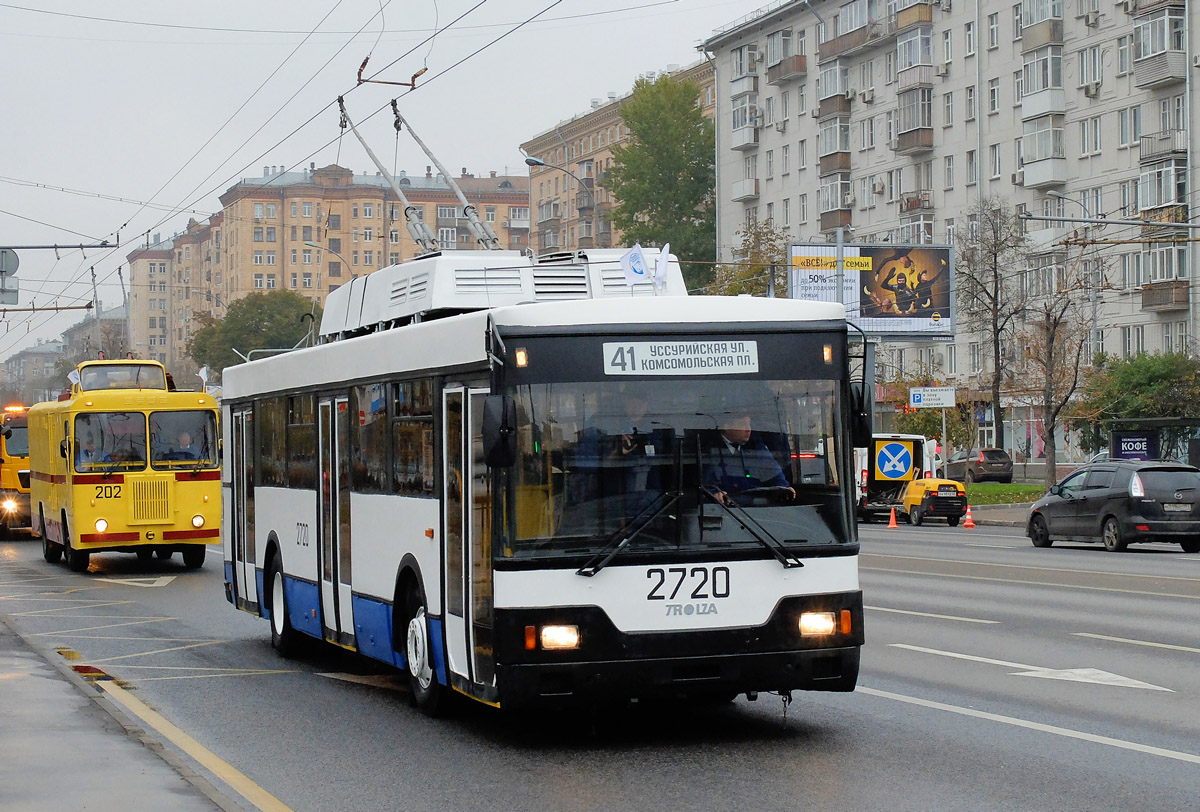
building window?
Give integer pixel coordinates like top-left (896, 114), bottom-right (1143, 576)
top-left (987, 12), bottom-right (999, 48)
top-left (942, 29), bottom-right (952, 63)
top-left (303, 273), bottom-right (313, 288)
top-left (988, 77), bottom-right (1000, 113)
top-left (329, 262), bottom-right (341, 277)
top-left (1078, 46), bottom-right (1101, 86)
top-left (253, 250), bottom-right (264, 265)
top-left (439, 228), bottom-right (457, 248)
top-left (1022, 115), bottom-right (1065, 162)
top-left (364, 203), bottom-right (374, 218)
top-left (965, 86), bottom-right (976, 120)
top-left (266, 274), bottom-right (276, 289)
top-left (1023, 45), bottom-right (1063, 94)
top-left (254, 274), bottom-right (264, 288)
top-left (944, 155), bottom-right (954, 188)
top-left (290, 249), bottom-right (297, 265)
top-left (254, 203), bottom-right (264, 219)
top-left (965, 21), bottom-right (976, 56)
top-left (990, 144), bottom-right (1001, 178)
top-left (966, 150), bottom-right (977, 185)
top-left (265, 227), bottom-right (276, 242)
top-left (1134, 8), bottom-right (1185, 60)
top-left (302, 249), bottom-right (312, 265)
top-left (266, 251), bottom-right (276, 266)
top-left (253, 227), bottom-right (263, 242)
top-left (943, 92), bottom-right (954, 126)
top-left (1079, 116), bottom-right (1102, 156)
top-left (798, 193), bottom-right (808, 223)
top-left (1117, 35), bottom-right (1130, 76)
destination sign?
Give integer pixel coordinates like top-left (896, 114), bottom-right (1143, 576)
top-left (603, 341), bottom-right (759, 376)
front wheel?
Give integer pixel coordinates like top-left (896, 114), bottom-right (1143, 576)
top-left (1102, 517), bottom-right (1127, 552)
top-left (1029, 515), bottom-right (1052, 547)
top-left (182, 546), bottom-right (206, 569)
top-left (1181, 538), bottom-right (1200, 554)
top-left (910, 506), bottom-right (924, 526)
top-left (946, 515), bottom-right (960, 527)
top-left (405, 589), bottom-right (445, 715)
top-left (268, 556), bottom-right (300, 657)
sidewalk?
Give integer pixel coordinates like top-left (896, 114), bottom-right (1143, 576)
top-left (968, 502), bottom-right (1032, 527)
top-left (0, 614), bottom-right (226, 812)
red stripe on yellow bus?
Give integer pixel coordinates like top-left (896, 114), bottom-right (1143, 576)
top-left (80, 532), bottom-right (140, 544)
top-left (31, 471), bottom-right (66, 484)
top-left (162, 528), bottom-right (220, 540)
top-left (73, 474), bottom-right (126, 484)
top-left (174, 470), bottom-right (220, 481)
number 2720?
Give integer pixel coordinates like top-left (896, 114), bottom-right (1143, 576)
top-left (646, 566), bottom-right (730, 600)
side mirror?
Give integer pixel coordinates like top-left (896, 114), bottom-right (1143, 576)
top-left (482, 395), bottom-right (517, 468)
top-left (2, 428), bottom-right (10, 440)
top-left (60, 439), bottom-right (69, 459)
top-left (849, 382), bottom-right (873, 449)
top-left (1049, 484), bottom-right (1062, 496)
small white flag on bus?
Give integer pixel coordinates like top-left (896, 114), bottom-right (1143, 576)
top-left (198, 365), bottom-right (210, 383)
top-left (67, 369), bottom-right (80, 386)
top-left (655, 243), bottom-right (670, 287)
top-left (619, 243), bottom-right (650, 287)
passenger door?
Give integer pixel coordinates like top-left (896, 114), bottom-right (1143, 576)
top-left (1043, 470), bottom-right (1087, 536)
top-left (317, 397), bottom-right (355, 647)
top-left (441, 387), bottom-right (496, 694)
top-left (1075, 468), bottom-right (1117, 539)
top-left (229, 408), bottom-right (256, 609)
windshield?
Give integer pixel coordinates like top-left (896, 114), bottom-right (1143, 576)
top-left (3, 422), bottom-right (28, 457)
top-left (501, 379), bottom-right (851, 562)
top-left (74, 412), bottom-right (147, 472)
top-left (80, 363), bottom-right (166, 391)
top-left (149, 410), bottom-right (218, 469)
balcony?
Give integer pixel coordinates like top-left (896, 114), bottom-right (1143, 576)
top-left (818, 24), bottom-right (875, 61)
top-left (1022, 157), bottom-right (1068, 188)
top-left (1020, 88), bottom-right (1066, 119)
top-left (1021, 18), bottom-right (1064, 51)
top-left (731, 178), bottom-right (759, 202)
top-left (894, 129), bottom-right (934, 155)
top-left (1139, 129), bottom-right (1187, 163)
top-left (578, 236), bottom-right (595, 249)
top-left (504, 217), bottom-right (530, 231)
top-left (818, 94), bottom-right (852, 119)
top-left (576, 192), bottom-right (594, 211)
top-left (729, 73), bottom-right (758, 98)
top-left (820, 209), bottom-right (853, 232)
top-left (895, 1), bottom-right (934, 33)
top-left (1140, 204), bottom-right (1189, 237)
top-left (1134, 51), bottom-right (1187, 89)
top-left (731, 126), bottom-right (759, 150)
top-left (766, 54), bottom-right (807, 85)
top-left (1141, 280), bottom-right (1189, 311)
top-left (900, 190), bottom-right (933, 214)
top-left (897, 64), bottom-right (934, 91)
top-left (819, 151), bottom-right (852, 174)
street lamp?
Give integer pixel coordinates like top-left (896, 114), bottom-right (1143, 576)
top-left (525, 156), bottom-right (594, 250)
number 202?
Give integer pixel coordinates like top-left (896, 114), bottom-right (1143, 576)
top-left (646, 566), bottom-right (730, 600)
top-left (94, 484), bottom-right (121, 499)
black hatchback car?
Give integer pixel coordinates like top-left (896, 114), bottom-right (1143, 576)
top-left (1027, 461), bottom-right (1200, 553)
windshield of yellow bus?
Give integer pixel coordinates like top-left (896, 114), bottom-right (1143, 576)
top-left (3, 420), bottom-right (29, 457)
top-left (74, 413), bottom-right (147, 472)
top-left (79, 363), bottom-right (166, 391)
top-left (149, 411), bottom-right (218, 468)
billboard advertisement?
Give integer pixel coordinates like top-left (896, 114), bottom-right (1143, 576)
top-left (790, 243), bottom-right (954, 337)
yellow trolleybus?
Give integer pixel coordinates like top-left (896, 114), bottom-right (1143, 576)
top-left (29, 360), bottom-right (221, 571)
top-left (0, 405), bottom-right (31, 537)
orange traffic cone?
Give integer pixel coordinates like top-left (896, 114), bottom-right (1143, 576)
top-left (963, 504), bottom-right (976, 529)
top-left (887, 507), bottom-right (898, 529)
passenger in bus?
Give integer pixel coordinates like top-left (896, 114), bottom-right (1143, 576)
top-left (76, 435), bottom-right (104, 466)
top-left (574, 386), bottom-right (667, 499)
top-left (703, 409), bottom-right (794, 506)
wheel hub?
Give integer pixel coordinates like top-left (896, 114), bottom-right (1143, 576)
top-left (407, 608), bottom-right (433, 690)
top-left (271, 571), bottom-right (286, 636)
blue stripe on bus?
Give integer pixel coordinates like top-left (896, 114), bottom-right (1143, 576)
top-left (285, 577), bottom-right (322, 638)
top-left (255, 569), bottom-right (266, 617)
top-left (223, 561), bottom-right (234, 599)
top-left (428, 617), bottom-right (448, 686)
top-left (351, 596), bottom-right (403, 668)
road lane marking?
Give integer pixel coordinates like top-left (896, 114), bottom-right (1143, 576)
top-left (862, 552), bottom-right (1200, 582)
top-left (963, 544), bottom-right (1023, 549)
top-left (889, 643), bottom-right (1172, 691)
top-left (862, 566), bottom-right (1200, 600)
top-left (88, 640), bottom-right (227, 663)
top-left (134, 671), bottom-right (294, 682)
top-left (14, 601), bottom-right (137, 615)
top-left (865, 606), bottom-right (999, 624)
top-left (1073, 632), bottom-right (1200, 655)
top-left (31, 617), bottom-right (175, 635)
top-left (858, 686), bottom-right (1200, 765)
top-left (98, 681), bottom-right (294, 812)
top-left (95, 576), bottom-right (178, 588)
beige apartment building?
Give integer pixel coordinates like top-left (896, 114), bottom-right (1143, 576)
top-left (126, 164), bottom-right (530, 373)
top-left (522, 60), bottom-right (716, 253)
top-left (704, 0), bottom-right (1198, 450)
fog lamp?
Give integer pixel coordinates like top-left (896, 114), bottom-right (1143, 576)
top-left (799, 611), bottom-right (836, 637)
top-left (192, 514), bottom-right (205, 528)
top-left (94, 518), bottom-right (108, 533)
top-left (540, 624), bottom-right (580, 650)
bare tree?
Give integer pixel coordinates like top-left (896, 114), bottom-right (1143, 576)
top-left (1009, 249), bottom-right (1094, 485)
top-left (708, 217), bottom-right (790, 296)
top-left (955, 196), bottom-right (1030, 451)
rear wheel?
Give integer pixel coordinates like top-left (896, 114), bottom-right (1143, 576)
top-left (1102, 517), bottom-right (1127, 552)
top-left (268, 556), bottom-right (299, 657)
top-left (1179, 538), bottom-right (1199, 554)
top-left (182, 546), bottom-right (206, 569)
top-left (1029, 515), bottom-right (1052, 548)
top-left (136, 548), bottom-right (154, 562)
top-left (156, 548), bottom-right (173, 560)
top-left (40, 505), bottom-right (62, 563)
top-left (404, 588), bottom-right (445, 715)
top-left (910, 506), bottom-right (924, 526)
top-left (946, 515), bottom-right (960, 527)
top-left (966, 469), bottom-right (976, 484)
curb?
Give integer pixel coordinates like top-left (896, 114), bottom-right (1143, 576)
top-left (0, 610), bottom-right (251, 812)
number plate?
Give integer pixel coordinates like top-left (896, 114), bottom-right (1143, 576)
top-left (1162, 503), bottom-right (1192, 512)
top-left (937, 486), bottom-right (958, 495)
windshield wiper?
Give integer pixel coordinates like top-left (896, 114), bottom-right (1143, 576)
top-left (576, 490), bottom-right (682, 577)
top-left (700, 485), bottom-right (804, 569)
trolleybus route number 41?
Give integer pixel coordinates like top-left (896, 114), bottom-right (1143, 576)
top-left (604, 341), bottom-right (759, 376)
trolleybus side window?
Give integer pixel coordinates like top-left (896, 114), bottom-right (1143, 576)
top-left (257, 397), bottom-right (287, 487)
top-left (392, 379), bottom-right (435, 496)
top-left (352, 383), bottom-right (389, 493)
top-left (287, 395), bottom-right (317, 489)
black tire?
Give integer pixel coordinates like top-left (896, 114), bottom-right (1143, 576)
top-left (946, 515), bottom-right (960, 527)
top-left (1102, 517), bottom-right (1127, 552)
top-left (1000, 476), bottom-right (1013, 484)
top-left (1181, 538), bottom-right (1200, 554)
top-left (1029, 515), bottom-right (1052, 548)
top-left (910, 506), bottom-right (924, 526)
top-left (182, 546), bottom-right (206, 569)
top-left (267, 555), bottom-right (300, 657)
top-left (136, 548), bottom-right (154, 562)
top-left (404, 587), bottom-right (445, 715)
top-left (966, 469), bottom-right (976, 484)
top-left (156, 548), bottom-right (173, 560)
top-left (63, 513), bottom-right (89, 572)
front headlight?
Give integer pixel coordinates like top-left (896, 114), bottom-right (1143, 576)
top-left (540, 625), bottom-right (581, 650)
top-left (192, 514), bottom-right (205, 528)
top-left (1, 499), bottom-right (15, 512)
top-left (799, 611), bottom-right (837, 637)
top-left (94, 518), bottom-right (109, 533)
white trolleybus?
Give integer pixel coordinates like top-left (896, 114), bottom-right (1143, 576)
top-left (222, 248), bottom-right (870, 713)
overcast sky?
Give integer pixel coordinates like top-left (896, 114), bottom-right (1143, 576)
top-left (0, 0), bottom-right (763, 362)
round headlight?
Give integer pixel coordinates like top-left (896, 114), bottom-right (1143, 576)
top-left (192, 514), bottom-right (205, 528)
top-left (94, 518), bottom-right (108, 533)
top-left (1, 499), bottom-right (16, 512)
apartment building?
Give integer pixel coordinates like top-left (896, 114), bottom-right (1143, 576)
top-left (126, 164), bottom-right (530, 373)
top-left (522, 60), bottom-right (715, 253)
top-left (704, 0), bottom-right (1197, 443)
top-left (3, 339), bottom-right (64, 404)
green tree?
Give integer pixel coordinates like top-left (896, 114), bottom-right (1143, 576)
top-left (709, 218), bottom-right (789, 296)
top-left (1071, 352), bottom-right (1200, 458)
top-left (607, 75), bottom-right (716, 289)
top-left (188, 291), bottom-right (320, 381)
